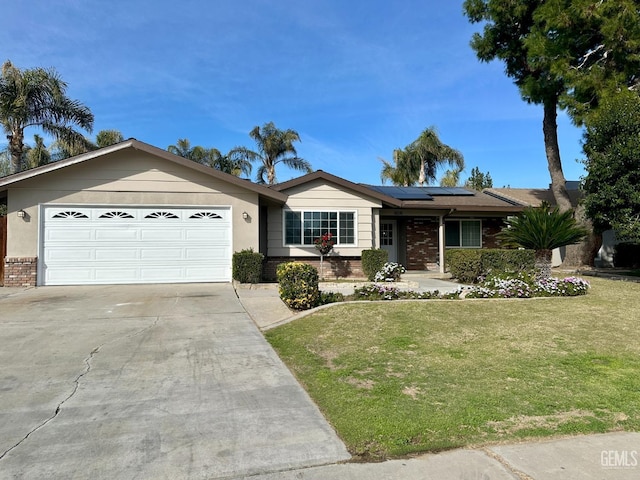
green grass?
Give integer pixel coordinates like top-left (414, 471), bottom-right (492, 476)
top-left (265, 277), bottom-right (640, 460)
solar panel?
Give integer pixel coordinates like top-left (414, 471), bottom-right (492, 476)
top-left (365, 185), bottom-right (433, 200)
top-left (364, 184), bottom-right (474, 199)
top-left (422, 187), bottom-right (475, 196)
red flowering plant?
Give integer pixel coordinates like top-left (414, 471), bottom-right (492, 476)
top-left (314, 232), bottom-right (335, 255)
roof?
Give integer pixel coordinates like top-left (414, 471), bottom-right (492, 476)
top-left (271, 170), bottom-right (403, 207)
top-left (364, 185), bottom-right (476, 200)
top-left (484, 187), bottom-right (582, 208)
top-left (0, 139), bottom-right (288, 203)
top-left (273, 171), bottom-right (523, 213)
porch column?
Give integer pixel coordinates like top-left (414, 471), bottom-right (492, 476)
top-left (438, 215), bottom-right (445, 274)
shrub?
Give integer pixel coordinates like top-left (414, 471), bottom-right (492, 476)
top-left (614, 243), bottom-right (640, 268)
top-left (232, 249), bottom-right (264, 283)
top-left (319, 291), bottom-right (344, 305)
top-left (277, 262), bottom-right (320, 310)
top-left (446, 249), bottom-right (482, 283)
top-left (446, 248), bottom-right (535, 283)
top-left (374, 262), bottom-right (406, 282)
top-left (362, 249), bottom-right (388, 281)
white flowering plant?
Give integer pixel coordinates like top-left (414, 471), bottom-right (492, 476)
top-left (466, 272), bottom-right (590, 298)
top-left (373, 262), bottom-right (406, 282)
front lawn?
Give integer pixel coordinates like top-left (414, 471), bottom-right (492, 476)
top-left (265, 277), bottom-right (640, 460)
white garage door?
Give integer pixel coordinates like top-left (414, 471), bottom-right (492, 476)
top-left (41, 206), bottom-right (232, 285)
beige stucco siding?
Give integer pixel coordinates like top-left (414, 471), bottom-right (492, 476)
top-left (6, 151), bottom-right (260, 257)
top-left (268, 179), bottom-right (381, 257)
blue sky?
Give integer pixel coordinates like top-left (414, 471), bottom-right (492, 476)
top-left (2, 0), bottom-right (586, 187)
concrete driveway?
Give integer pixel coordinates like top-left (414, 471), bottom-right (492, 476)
top-left (0, 284), bottom-right (349, 479)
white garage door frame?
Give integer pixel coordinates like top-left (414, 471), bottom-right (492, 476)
top-left (38, 204), bottom-right (233, 286)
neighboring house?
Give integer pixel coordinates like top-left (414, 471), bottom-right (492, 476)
top-left (0, 139), bottom-right (523, 287)
top-left (484, 183), bottom-right (618, 267)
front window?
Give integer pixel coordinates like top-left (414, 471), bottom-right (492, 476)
top-left (285, 210), bottom-right (355, 245)
top-left (445, 220), bottom-right (481, 248)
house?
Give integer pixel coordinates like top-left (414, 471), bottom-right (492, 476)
top-left (485, 183), bottom-right (618, 267)
top-left (0, 139), bottom-right (523, 287)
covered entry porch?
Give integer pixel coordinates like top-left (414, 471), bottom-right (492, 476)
top-left (379, 213), bottom-right (506, 274)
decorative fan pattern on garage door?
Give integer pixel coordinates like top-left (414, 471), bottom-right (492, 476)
top-left (99, 211), bottom-right (134, 219)
top-left (189, 212), bottom-right (222, 219)
top-left (144, 211), bottom-right (179, 219)
top-left (52, 211), bottom-right (89, 219)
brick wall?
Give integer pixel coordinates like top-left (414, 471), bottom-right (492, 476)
top-left (405, 217), bottom-right (439, 269)
top-left (4, 257), bottom-right (37, 287)
top-left (264, 256), bottom-right (364, 281)
top-left (482, 218), bottom-right (506, 248)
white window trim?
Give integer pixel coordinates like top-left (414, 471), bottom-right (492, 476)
top-left (283, 209), bottom-right (358, 247)
top-left (444, 219), bottom-right (483, 248)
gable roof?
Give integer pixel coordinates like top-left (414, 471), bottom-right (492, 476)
top-left (271, 170), bottom-right (523, 213)
top-left (0, 138), bottom-right (287, 203)
top-left (484, 187), bottom-right (582, 208)
top-left (271, 170), bottom-right (403, 207)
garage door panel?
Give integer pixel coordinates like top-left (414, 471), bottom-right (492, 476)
top-left (46, 228), bottom-right (93, 242)
top-left (46, 248), bottom-right (95, 262)
top-left (94, 228), bottom-right (139, 241)
top-left (185, 247), bottom-right (230, 260)
top-left (185, 229), bottom-right (229, 241)
top-left (94, 248), bottom-right (139, 261)
top-left (140, 248), bottom-right (183, 260)
top-left (41, 206), bottom-right (233, 285)
top-left (140, 228), bottom-right (184, 241)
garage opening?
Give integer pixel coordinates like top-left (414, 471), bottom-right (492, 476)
top-left (40, 206), bottom-right (232, 285)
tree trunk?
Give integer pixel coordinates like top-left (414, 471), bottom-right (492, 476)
top-left (543, 97), bottom-right (595, 268)
top-left (267, 164), bottom-right (276, 185)
top-left (535, 249), bottom-right (553, 279)
top-left (8, 129), bottom-right (24, 175)
top-left (543, 97), bottom-right (572, 212)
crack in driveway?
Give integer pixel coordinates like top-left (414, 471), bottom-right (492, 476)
top-left (0, 346), bottom-right (101, 461)
top-left (0, 316), bottom-right (161, 462)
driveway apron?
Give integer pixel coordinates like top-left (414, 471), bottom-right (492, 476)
top-left (0, 284), bottom-right (349, 479)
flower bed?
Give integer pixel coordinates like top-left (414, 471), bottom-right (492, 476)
top-left (466, 272), bottom-right (590, 299)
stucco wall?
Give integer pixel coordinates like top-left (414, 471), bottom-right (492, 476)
top-left (267, 179), bottom-right (382, 257)
top-left (5, 150), bottom-right (261, 258)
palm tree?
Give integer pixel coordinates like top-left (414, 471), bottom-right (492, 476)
top-left (24, 134), bottom-right (51, 169)
top-left (381, 126), bottom-right (464, 186)
top-left (95, 129), bottom-right (124, 148)
top-left (0, 60), bottom-right (94, 174)
top-left (497, 203), bottom-right (589, 278)
top-left (380, 149), bottom-right (415, 186)
top-left (167, 138), bottom-right (252, 177)
top-left (231, 122), bottom-right (311, 184)
top-left (440, 167), bottom-right (464, 187)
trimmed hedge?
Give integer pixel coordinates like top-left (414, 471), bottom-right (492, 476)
top-left (277, 262), bottom-right (320, 310)
top-left (232, 249), bottom-right (264, 283)
top-left (446, 248), bottom-right (536, 283)
top-left (362, 249), bottom-right (389, 281)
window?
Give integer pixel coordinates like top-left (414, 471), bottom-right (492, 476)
top-left (445, 220), bottom-right (481, 248)
top-left (284, 210), bottom-right (356, 245)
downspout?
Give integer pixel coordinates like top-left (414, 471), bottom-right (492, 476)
top-left (438, 209), bottom-right (456, 274)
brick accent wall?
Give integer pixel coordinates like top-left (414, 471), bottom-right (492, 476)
top-left (482, 218), bottom-right (506, 248)
top-left (4, 257), bottom-right (37, 287)
top-left (264, 256), bottom-right (364, 281)
top-left (405, 217), bottom-right (439, 270)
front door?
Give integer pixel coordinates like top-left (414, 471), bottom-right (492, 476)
top-left (380, 220), bottom-right (397, 263)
